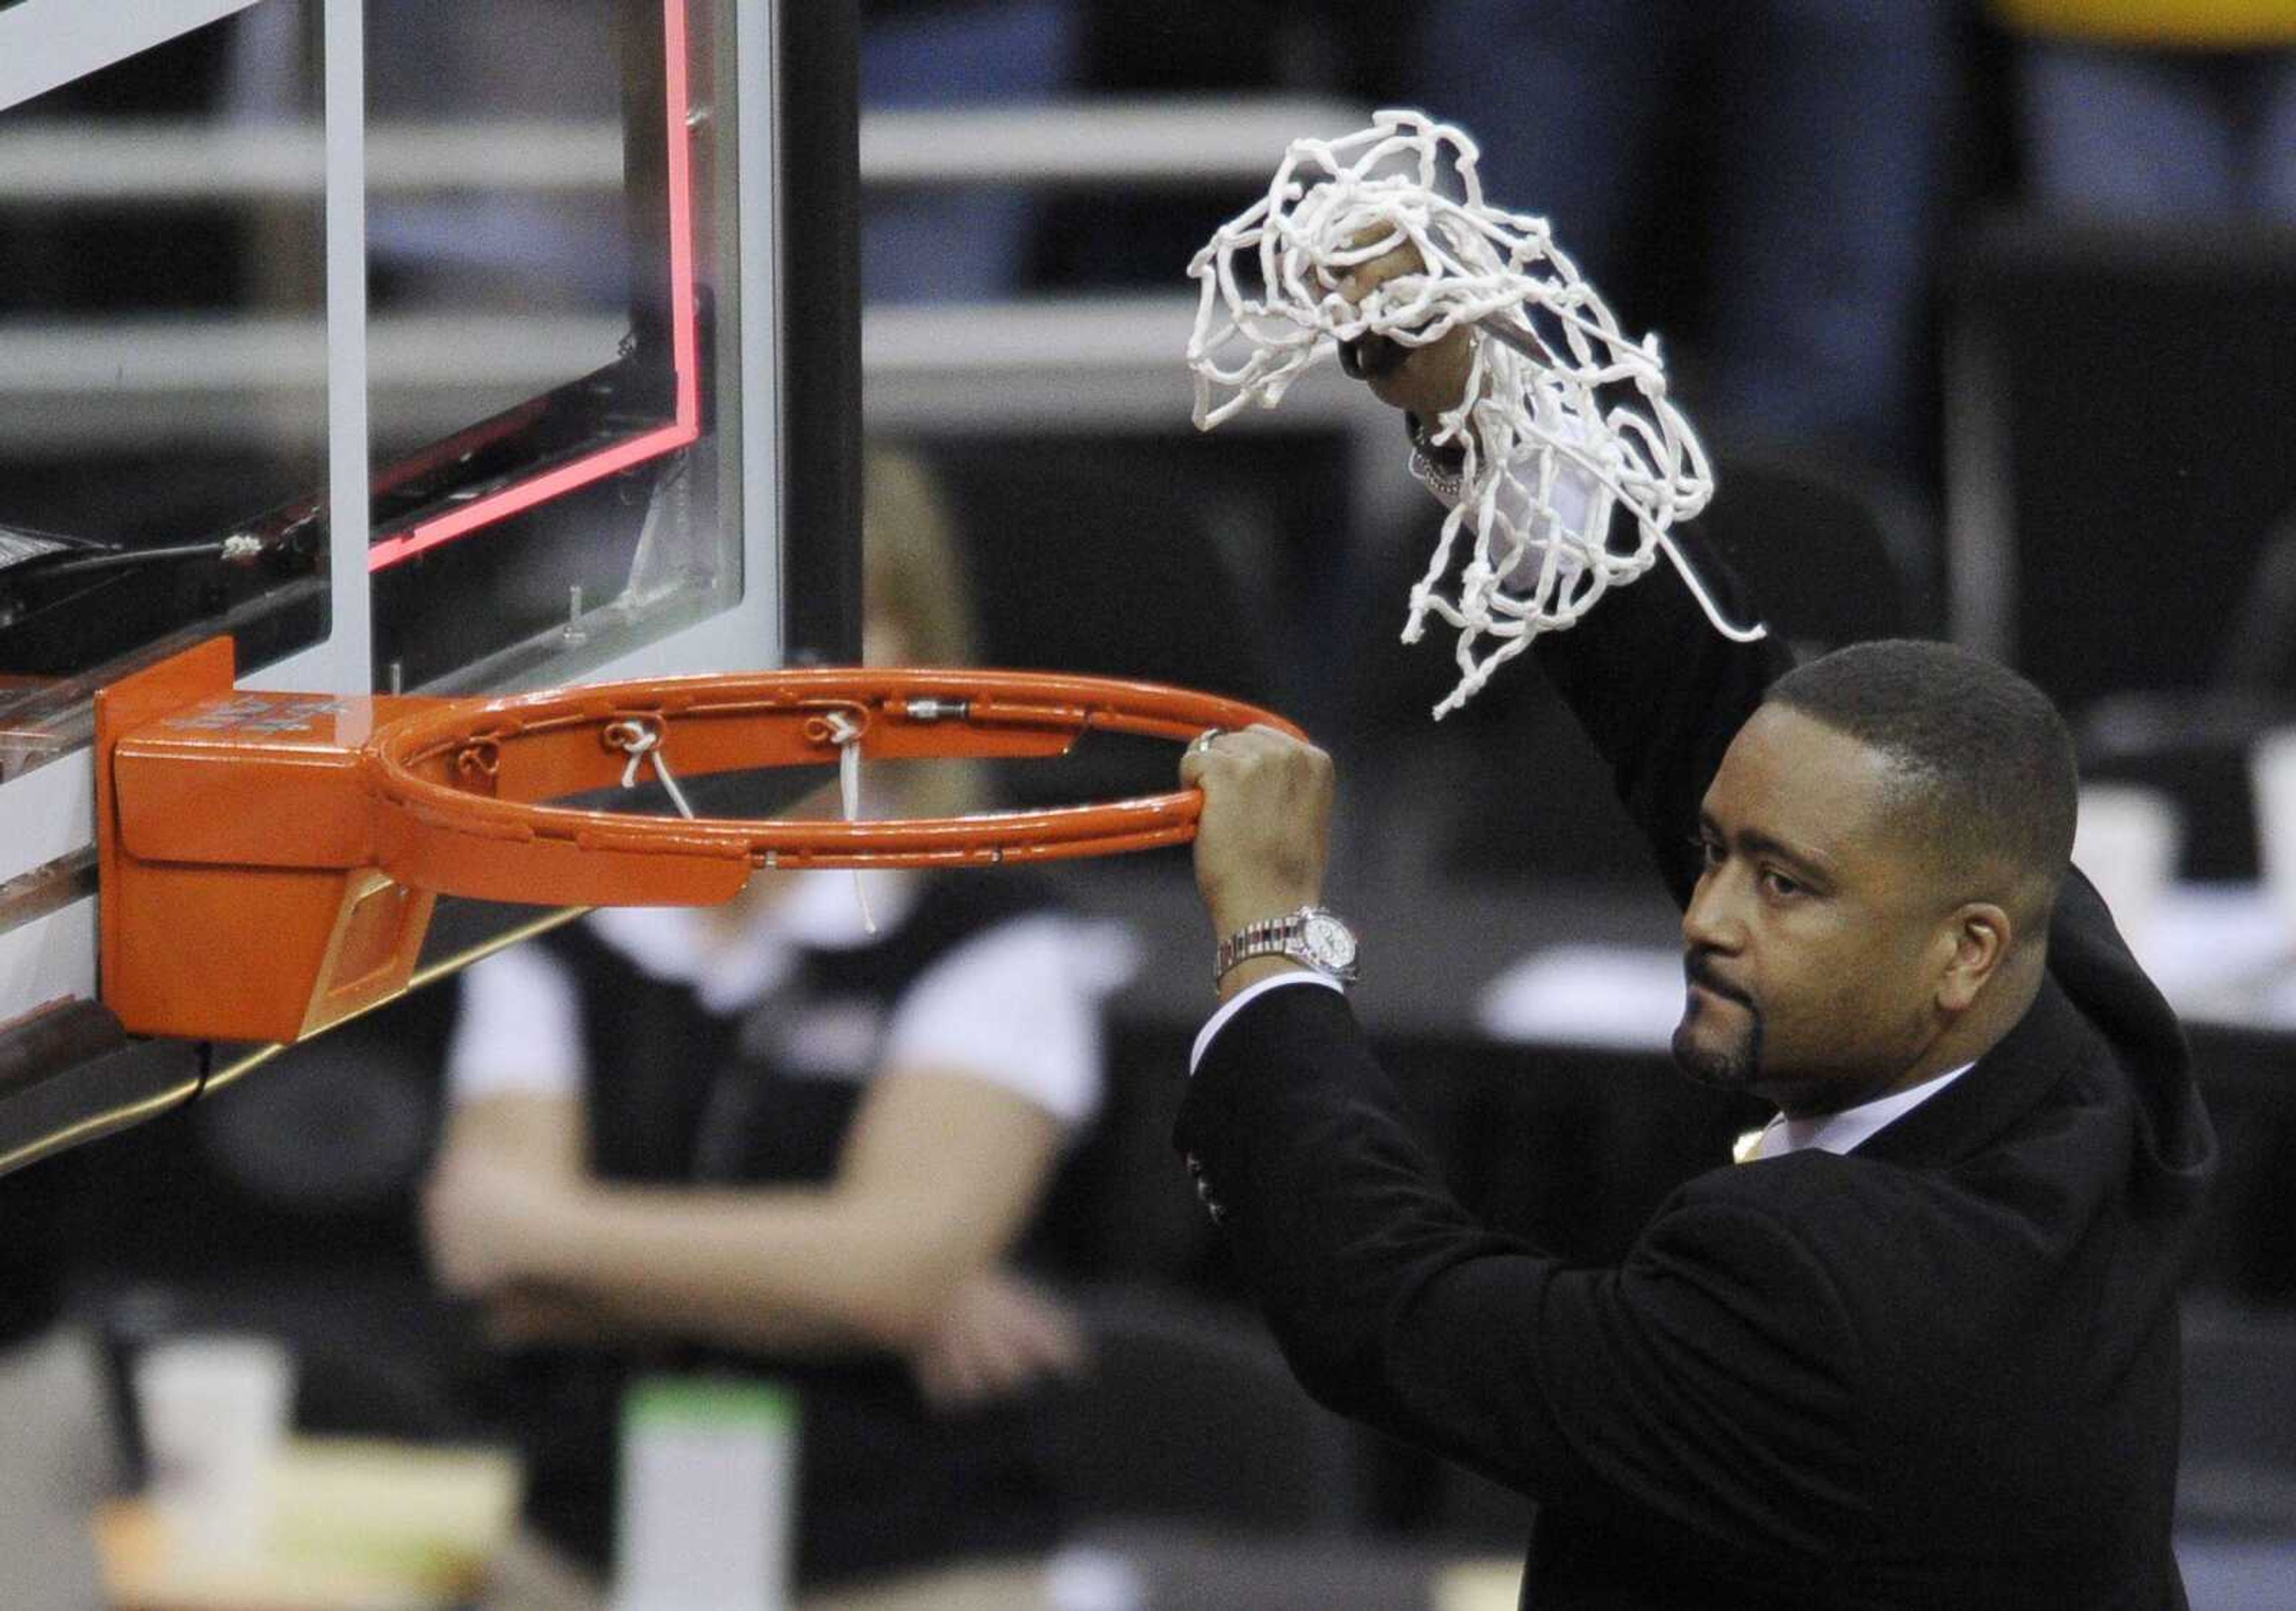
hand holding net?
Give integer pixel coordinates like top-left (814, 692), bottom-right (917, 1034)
top-left (1186, 109), bottom-right (1761, 717)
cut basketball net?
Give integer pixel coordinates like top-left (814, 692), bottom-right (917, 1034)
top-left (1187, 109), bottom-right (1760, 717)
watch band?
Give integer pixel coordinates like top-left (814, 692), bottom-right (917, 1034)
top-left (1215, 906), bottom-right (1360, 986)
top-left (1216, 913), bottom-right (1297, 980)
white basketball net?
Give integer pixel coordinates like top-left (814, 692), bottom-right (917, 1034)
top-left (1186, 109), bottom-right (1761, 718)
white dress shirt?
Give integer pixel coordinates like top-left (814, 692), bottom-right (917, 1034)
top-left (1738, 1061), bottom-right (1975, 1162)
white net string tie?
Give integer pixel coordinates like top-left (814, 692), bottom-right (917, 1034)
top-left (606, 719), bottom-right (697, 821)
top-left (820, 710), bottom-right (877, 935)
top-left (606, 714), bottom-right (878, 935)
top-left (1186, 109), bottom-right (1761, 717)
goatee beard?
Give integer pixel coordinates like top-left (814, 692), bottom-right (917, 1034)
top-left (1672, 1015), bottom-right (1761, 1090)
top-left (1674, 956), bottom-right (1763, 1090)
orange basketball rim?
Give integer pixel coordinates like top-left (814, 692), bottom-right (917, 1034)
top-left (96, 637), bottom-right (1302, 1045)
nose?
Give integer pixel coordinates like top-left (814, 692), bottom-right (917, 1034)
top-left (1681, 863), bottom-right (1745, 956)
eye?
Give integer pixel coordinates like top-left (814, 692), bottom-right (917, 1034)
top-left (1689, 832), bottom-right (1723, 870)
top-left (1760, 867), bottom-right (1803, 900)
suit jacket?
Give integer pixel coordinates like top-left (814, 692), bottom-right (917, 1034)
top-left (1175, 525), bottom-right (2218, 1608)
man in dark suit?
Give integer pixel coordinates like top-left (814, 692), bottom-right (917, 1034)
top-left (1174, 279), bottom-right (2218, 1606)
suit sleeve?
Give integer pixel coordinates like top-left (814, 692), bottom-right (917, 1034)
top-left (1177, 985), bottom-right (1870, 1555)
top-left (1529, 521), bottom-right (1795, 906)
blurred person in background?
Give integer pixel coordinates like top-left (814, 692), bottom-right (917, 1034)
top-left (1406, 0), bottom-right (1958, 476)
top-left (1992, 0), bottom-right (2296, 218)
top-left (423, 448), bottom-right (1117, 1604)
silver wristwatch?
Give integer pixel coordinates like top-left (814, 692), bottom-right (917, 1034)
top-left (1216, 905), bottom-right (1361, 986)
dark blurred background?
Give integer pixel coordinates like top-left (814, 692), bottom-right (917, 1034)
top-left (7, 1), bottom-right (2296, 1606)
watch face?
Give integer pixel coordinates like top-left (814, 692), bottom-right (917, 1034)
top-left (1299, 912), bottom-right (1357, 971)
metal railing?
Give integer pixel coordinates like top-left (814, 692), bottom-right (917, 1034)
top-left (0, 97), bottom-right (1365, 201)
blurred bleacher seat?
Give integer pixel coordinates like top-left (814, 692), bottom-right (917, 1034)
top-left (2178, 1299), bottom-right (2296, 1536)
top-left (1943, 217), bottom-right (2296, 716)
top-left (2078, 505), bottom-right (2296, 882)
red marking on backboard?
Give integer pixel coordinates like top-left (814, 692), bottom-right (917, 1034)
top-left (367, 0), bottom-right (702, 573)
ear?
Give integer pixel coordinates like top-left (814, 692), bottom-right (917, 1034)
top-left (1933, 903), bottom-right (2013, 1014)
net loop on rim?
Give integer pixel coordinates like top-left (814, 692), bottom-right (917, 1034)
top-left (456, 738), bottom-right (501, 781)
top-left (603, 711), bottom-right (876, 933)
top-left (602, 717), bottom-right (698, 821)
top-left (792, 707), bottom-right (875, 929)
top-left (1186, 108), bottom-right (1761, 717)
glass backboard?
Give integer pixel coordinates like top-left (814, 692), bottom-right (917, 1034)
top-left (0, 0), bottom-right (859, 1172)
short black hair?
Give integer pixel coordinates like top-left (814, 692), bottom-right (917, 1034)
top-left (1765, 639), bottom-right (2077, 926)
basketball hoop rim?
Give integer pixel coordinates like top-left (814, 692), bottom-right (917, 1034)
top-left (98, 643), bottom-right (1305, 1043)
top-left (365, 666), bottom-right (1304, 870)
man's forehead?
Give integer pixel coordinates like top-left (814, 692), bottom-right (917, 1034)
top-left (1706, 704), bottom-right (1913, 859)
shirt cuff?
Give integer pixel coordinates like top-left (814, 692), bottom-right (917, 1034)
top-left (1189, 971), bottom-right (1347, 1075)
